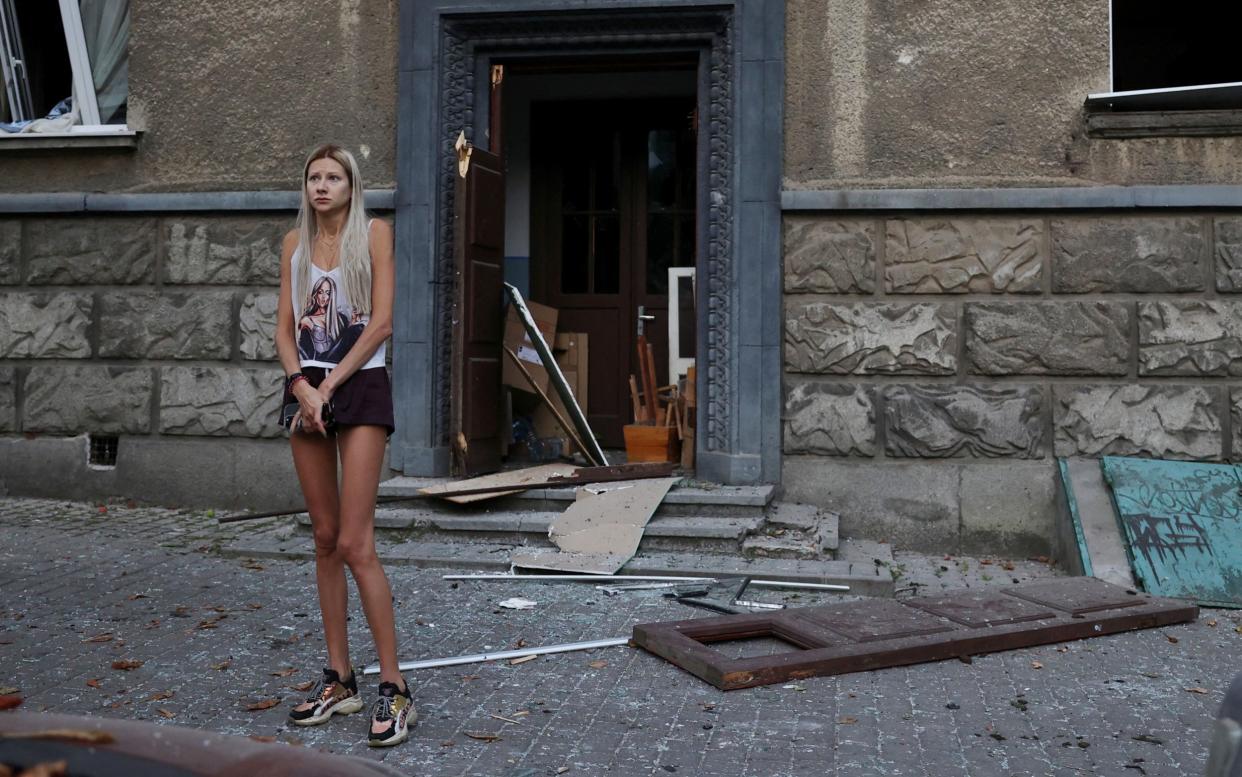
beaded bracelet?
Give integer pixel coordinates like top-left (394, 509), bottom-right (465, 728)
top-left (285, 372), bottom-right (307, 394)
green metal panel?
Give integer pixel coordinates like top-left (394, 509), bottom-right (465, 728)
top-left (1101, 456), bottom-right (1242, 608)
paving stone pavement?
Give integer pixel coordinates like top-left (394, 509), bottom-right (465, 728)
top-left (2, 496), bottom-right (1239, 776)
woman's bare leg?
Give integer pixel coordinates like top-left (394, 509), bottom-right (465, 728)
top-left (290, 431), bottom-right (352, 686)
top-left (335, 425), bottom-right (405, 689)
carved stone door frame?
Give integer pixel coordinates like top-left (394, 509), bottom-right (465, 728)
top-left (393, 0), bottom-right (785, 485)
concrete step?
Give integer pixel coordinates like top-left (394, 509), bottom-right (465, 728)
top-left (378, 476), bottom-right (775, 518)
top-left (220, 527), bottom-right (890, 597)
top-left (294, 509), bottom-right (767, 555)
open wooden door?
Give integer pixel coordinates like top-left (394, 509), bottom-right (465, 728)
top-left (450, 134), bottom-right (506, 475)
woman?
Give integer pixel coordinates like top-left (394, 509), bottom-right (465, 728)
top-left (274, 143), bottom-right (414, 747)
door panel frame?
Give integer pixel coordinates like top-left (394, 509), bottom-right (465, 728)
top-left (394, 0), bottom-right (785, 485)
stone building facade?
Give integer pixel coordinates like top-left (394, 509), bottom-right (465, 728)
top-left (2, 0), bottom-right (1241, 552)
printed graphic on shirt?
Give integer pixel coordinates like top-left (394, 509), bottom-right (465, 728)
top-left (297, 273), bottom-right (368, 365)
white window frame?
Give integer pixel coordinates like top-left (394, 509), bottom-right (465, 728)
top-left (0, 0), bottom-right (129, 134)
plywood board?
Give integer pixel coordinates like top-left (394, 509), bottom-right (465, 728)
top-left (510, 477), bottom-right (680, 574)
top-left (632, 577), bottom-right (1197, 690)
top-left (419, 464), bottom-right (577, 504)
top-left (1102, 456), bottom-right (1242, 608)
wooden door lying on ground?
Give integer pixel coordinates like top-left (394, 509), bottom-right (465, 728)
top-left (632, 577), bottom-right (1197, 690)
top-left (450, 140), bottom-right (505, 476)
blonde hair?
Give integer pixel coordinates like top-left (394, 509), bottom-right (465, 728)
top-left (294, 144), bottom-right (372, 316)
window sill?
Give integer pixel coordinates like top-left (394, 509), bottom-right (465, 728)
top-left (1085, 109), bottom-right (1242, 139)
top-left (0, 128), bottom-right (138, 150)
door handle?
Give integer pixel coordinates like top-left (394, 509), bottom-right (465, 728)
top-left (637, 305), bottom-right (656, 337)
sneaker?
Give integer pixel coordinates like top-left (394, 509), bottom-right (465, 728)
top-left (288, 667), bottom-right (364, 726)
top-left (367, 681), bottom-right (415, 747)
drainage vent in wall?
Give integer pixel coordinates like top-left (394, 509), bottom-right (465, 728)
top-left (89, 434), bottom-right (119, 468)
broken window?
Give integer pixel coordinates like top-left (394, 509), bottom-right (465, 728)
top-left (0, 0), bottom-right (129, 133)
top-left (1092, 0), bottom-right (1242, 110)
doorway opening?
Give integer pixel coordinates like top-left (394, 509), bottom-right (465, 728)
top-left (499, 58), bottom-right (700, 454)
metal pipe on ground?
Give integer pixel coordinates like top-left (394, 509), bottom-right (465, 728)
top-left (443, 573), bottom-right (850, 592)
top-left (361, 637), bottom-right (631, 674)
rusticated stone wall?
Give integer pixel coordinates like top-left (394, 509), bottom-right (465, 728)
top-left (0, 215), bottom-right (288, 442)
top-left (784, 213), bottom-right (1242, 465)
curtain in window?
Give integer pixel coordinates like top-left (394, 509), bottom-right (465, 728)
top-left (78, 0), bottom-right (127, 124)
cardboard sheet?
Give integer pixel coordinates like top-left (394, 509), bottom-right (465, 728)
top-left (510, 477), bottom-right (680, 574)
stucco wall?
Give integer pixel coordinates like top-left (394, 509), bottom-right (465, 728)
top-left (2, 0), bottom-right (399, 193)
top-left (785, 0), bottom-right (1242, 188)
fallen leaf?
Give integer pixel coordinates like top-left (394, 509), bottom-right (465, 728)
top-left (1056, 646), bottom-right (1069, 653)
top-left (838, 716), bottom-right (857, 724)
top-left (249, 735), bottom-right (276, 743)
top-left (147, 691), bottom-right (174, 702)
top-left (83, 633), bottom-right (113, 643)
top-left (1185, 687), bottom-right (1210, 694)
top-left (1236, 625), bottom-right (1242, 635)
top-left (210, 659), bottom-right (232, 671)
top-left (111, 660), bottom-right (143, 671)
top-left (128, 594), bottom-right (148, 601)
top-left (0, 686), bottom-right (17, 696)
top-left (242, 561), bottom-right (265, 571)
top-left (271, 668), bottom-right (297, 677)
top-left (1031, 661), bottom-right (1044, 670)
top-left (245, 698), bottom-right (281, 711)
top-left (85, 679), bottom-right (101, 689)
top-left (464, 732), bottom-right (501, 742)
top-left (247, 603), bottom-right (263, 610)
top-left (1166, 635), bottom-right (1179, 644)
top-left (290, 681), bottom-right (314, 692)
top-left (440, 740), bottom-right (456, 747)
top-left (510, 655), bottom-right (538, 666)
top-left (171, 606), bottom-right (190, 618)
top-left (980, 559), bottom-right (993, 566)
top-left (0, 695), bottom-right (22, 711)
top-left (1141, 672), bottom-right (1162, 679)
top-left (144, 619), bottom-right (161, 630)
top-left (460, 675), bottom-right (480, 681)
top-left (208, 606), bottom-right (229, 613)
top-left (588, 660), bottom-right (608, 669)
top-left (0, 729), bottom-right (114, 744)
top-left (512, 710), bottom-right (530, 717)
top-left (1207, 619), bottom-right (1218, 627)
top-left (1001, 561), bottom-right (1016, 571)
top-left (157, 708), bottom-right (175, 719)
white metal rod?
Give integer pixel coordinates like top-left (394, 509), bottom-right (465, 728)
top-left (749, 580), bottom-right (850, 592)
top-left (444, 574), bottom-right (714, 583)
top-left (444, 573), bottom-right (849, 592)
top-left (362, 637), bottom-right (630, 674)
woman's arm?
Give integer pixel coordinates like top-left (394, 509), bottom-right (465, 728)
top-left (318, 219), bottom-right (395, 399)
top-left (275, 230), bottom-right (330, 434)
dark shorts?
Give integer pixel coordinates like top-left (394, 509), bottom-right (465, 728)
top-left (283, 366), bottom-right (395, 437)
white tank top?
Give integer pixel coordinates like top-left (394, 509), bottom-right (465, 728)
top-left (290, 245), bottom-right (386, 371)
